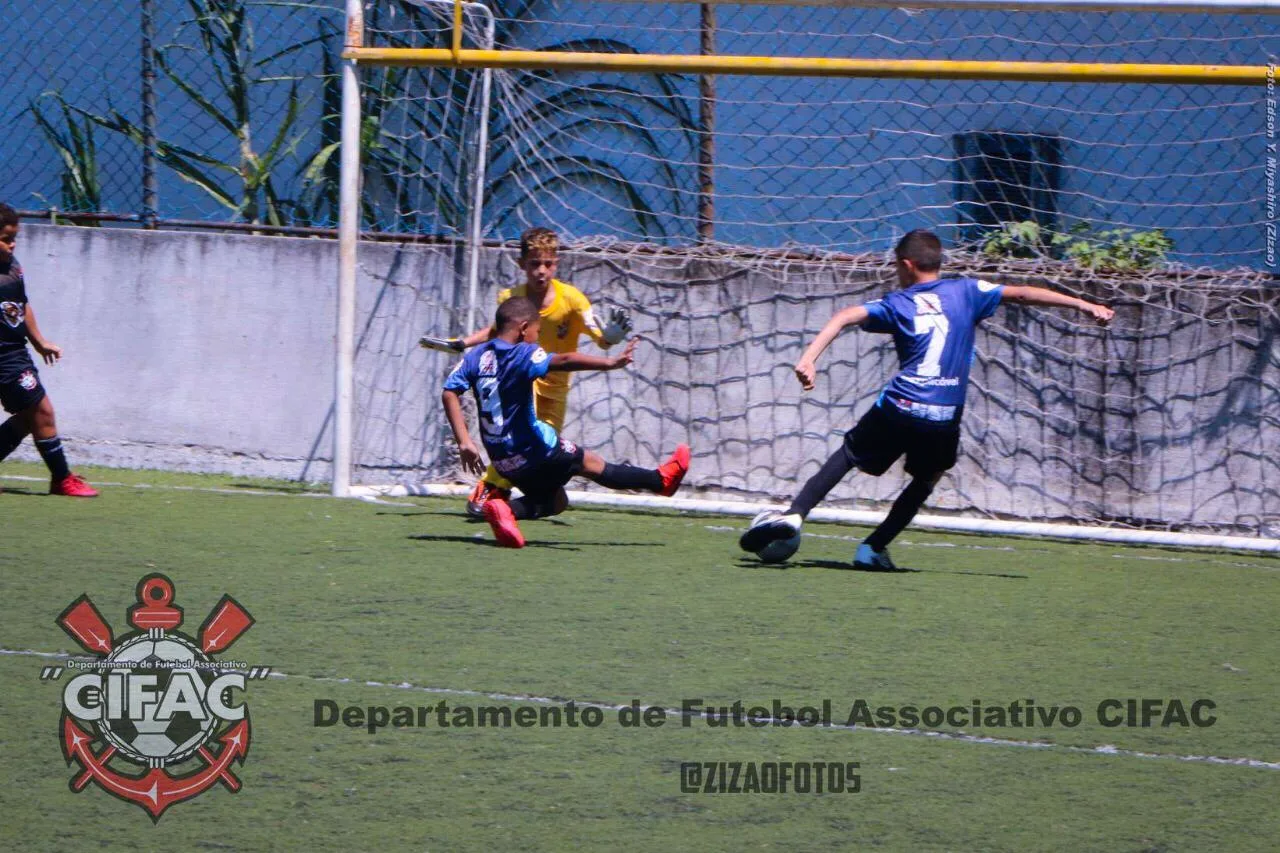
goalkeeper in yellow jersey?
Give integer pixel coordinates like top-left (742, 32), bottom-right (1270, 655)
top-left (419, 227), bottom-right (632, 515)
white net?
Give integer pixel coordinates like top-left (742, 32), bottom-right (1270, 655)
top-left (357, 0), bottom-right (1274, 267)
top-left (347, 1), bottom-right (1280, 537)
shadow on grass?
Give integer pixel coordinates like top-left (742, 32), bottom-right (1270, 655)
top-left (409, 533), bottom-right (581, 551)
top-left (380, 509), bottom-right (572, 527)
top-left (0, 487), bottom-right (41, 497)
top-left (734, 556), bottom-right (1027, 579)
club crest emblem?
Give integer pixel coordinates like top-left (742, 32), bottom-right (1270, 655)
top-left (18, 370), bottom-right (37, 390)
top-left (54, 575), bottom-right (256, 820)
top-left (1, 301), bottom-right (23, 329)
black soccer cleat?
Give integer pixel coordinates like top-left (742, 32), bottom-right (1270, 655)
top-left (739, 510), bottom-right (802, 553)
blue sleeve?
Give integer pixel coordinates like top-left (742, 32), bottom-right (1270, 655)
top-left (861, 299), bottom-right (894, 334)
top-left (442, 356), bottom-right (471, 393)
top-left (971, 279), bottom-right (1004, 321)
top-left (523, 345), bottom-right (552, 380)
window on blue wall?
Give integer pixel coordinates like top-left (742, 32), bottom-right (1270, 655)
top-left (953, 132), bottom-right (1062, 244)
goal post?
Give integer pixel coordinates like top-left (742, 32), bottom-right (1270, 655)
top-left (332, 0), bottom-right (1280, 551)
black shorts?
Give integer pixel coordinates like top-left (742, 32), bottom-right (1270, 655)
top-left (843, 402), bottom-right (960, 478)
top-left (0, 363), bottom-right (46, 415)
top-left (506, 438), bottom-right (586, 517)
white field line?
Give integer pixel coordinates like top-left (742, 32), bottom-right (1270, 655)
top-left (0, 473), bottom-right (413, 505)
top-left (5, 647), bottom-right (1277, 772)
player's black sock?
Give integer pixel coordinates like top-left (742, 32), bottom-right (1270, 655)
top-left (864, 475), bottom-right (936, 552)
top-left (35, 435), bottom-right (70, 481)
top-left (0, 415), bottom-right (27, 461)
top-left (595, 463), bottom-right (662, 493)
top-left (787, 446), bottom-right (855, 518)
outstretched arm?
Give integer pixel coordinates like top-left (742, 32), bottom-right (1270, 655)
top-left (418, 325), bottom-right (495, 353)
top-left (549, 338), bottom-right (636, 372)
top-left (794, 304), bottom-right (870, 391)
top-left (441, 389), bottom-right (485, 476)
top-left (1001, 285), bottom-right (1114, 325)
top-left (23, 305), bottom-right (61, 365)
top-left (459, 326), bottom-right (497, 347)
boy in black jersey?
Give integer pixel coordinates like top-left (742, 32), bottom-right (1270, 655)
top-left (0, 204), bottom-right (97, 496)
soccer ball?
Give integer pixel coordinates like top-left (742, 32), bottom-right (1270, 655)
top-left (756, 532), bottom-right (801, 564)
top-left (99, 635), bottom-right (217, 766)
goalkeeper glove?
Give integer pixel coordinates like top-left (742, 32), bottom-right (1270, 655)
top-left (601, 307), bottom-right (633, 346)
top-left (419, 335), bottom-right (466, 353)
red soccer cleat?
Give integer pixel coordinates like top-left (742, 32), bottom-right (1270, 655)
top-left (466, 480), bottom-right (511, 518)
top-left (482, 498), bottom-right (525, 548)
top-left (657, 444), bottom-right (691, 497)
top-left (51, 473), bottom-right (99, 498)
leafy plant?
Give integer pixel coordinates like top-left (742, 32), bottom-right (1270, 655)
top-left (983, 220), bottom-right (1173, 272)
top-left (28, 92), bottom-right (102, 219)
top-left (74, 0), bottom-right (333, 226)
top-left (297, 0), bottom-right (699, 240)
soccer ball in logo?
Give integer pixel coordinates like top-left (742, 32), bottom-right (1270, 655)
top-left (98, 634), bottom-right (217, 765)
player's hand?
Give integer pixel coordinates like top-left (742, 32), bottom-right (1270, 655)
top-left (419, 334), bottom-right (465, 353)
top-left (34, 341), bottom-right (61, 365)
top-left (1083, 303), bottom-right (1115, 327)
top-left (608, 338), bottom-right (637, 369)
top-left (794, 358), bottom-right (817, 391)
top-left (602, 307), bottom-right (633, 346)
top-left (458, 441), bottom-right (485, 476)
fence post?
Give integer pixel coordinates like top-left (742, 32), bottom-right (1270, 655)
top-left (141, 0), bottom-right (159, 229)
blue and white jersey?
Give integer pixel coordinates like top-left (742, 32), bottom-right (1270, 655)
top-left (443, 339), bottom-right (558, 470)
top-left (862, 276), bottom-right (1004, 411)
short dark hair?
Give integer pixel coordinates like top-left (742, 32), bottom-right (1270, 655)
top-left (519, 227), bottom-right (559, 259)
top-left (0, 203), bottom-right (18, 228)
top-left (895, 229), bottom-right (943, 273)
top-left (495, 296), bottom-right (540, 331)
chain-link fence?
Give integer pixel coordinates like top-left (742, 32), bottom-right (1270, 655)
top-left (5, 0), bottom-right (343, 227)
top-left (3, 1), bottom-right (1275, 270)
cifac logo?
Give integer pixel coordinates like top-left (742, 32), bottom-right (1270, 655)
top-left (54, 574), bottom-right (256, 820)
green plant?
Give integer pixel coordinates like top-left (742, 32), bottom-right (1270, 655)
top-left (1057, 226), bottom-right (1174, 272)
top-left (983, 220), bottom-right (1173, 272)
top-left (76, 0), bottom-right (333, 226)
top-left (28, 92), bottom-right (102, 219)
top-left (295, 0), bottom-right (699, 239)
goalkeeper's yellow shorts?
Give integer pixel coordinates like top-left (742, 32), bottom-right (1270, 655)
top-left (482, 393), bottom-right (569, 489)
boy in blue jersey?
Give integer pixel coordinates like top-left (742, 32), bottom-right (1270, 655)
top-left (442, 297), bottom-right (690, 548)
top-left (740, 229), bottom-right (1113, 569)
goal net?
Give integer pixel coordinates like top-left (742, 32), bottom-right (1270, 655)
top-left (342, 0), bottom-right (1280, 541)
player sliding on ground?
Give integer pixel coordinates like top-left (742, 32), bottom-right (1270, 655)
top-left (421, 227), bottom-right (632, 518)
top-left (740, 229), bottom-right (1113, 569)
top-left (441, 296), bottom-right (689, 548)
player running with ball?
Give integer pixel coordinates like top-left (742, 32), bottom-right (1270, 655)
top-left (421, 227), bottom-right (633, 517)
top-left (740, 229), bottom-right (1113, 569)
top-left (442, 296), bottom-right (689, 548)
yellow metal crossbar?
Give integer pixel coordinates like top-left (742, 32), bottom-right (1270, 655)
top-left (345, 46), bottom-right (1268, 85)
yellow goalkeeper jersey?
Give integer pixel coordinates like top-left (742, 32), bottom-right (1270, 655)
top-left (496, 279), bottom-right (609, 401)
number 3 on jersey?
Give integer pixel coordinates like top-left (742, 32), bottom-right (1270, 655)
top-left (476, 376), bottom-right (505, 436)
top-left (912, 294), bottom-right (951, 378)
